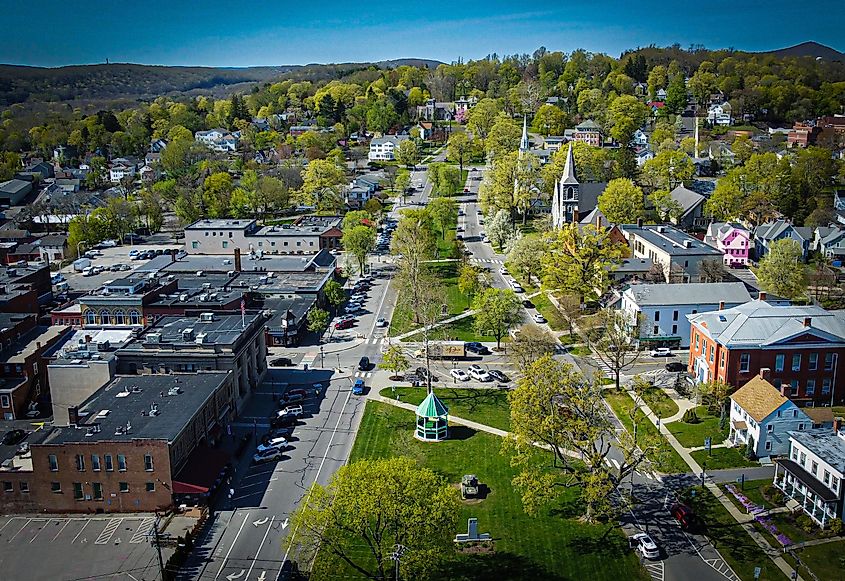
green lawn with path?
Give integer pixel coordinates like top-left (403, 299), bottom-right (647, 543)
top-left (665, 406), bottom-right (728, 449)
top-left (681, 486), bottom-right (789, 581)
top-left (637, 386), bottom-right (680, 419)
top-left (380, 386), bottom-right (511, 431)
top-left (311, 401), bottom-right (649, 581)
top-left (720, 479), bottom-right (781, 513)
top-left (691, 447), bottom-right (756, 470)
top-left (786, 539), bottom-right (845, 581)
top-left (603, 391), bottom-right (689, 474)
top-left (531, 293), bottom-right (568, 331)
top-left (389, 262), bottom-right (469, 336)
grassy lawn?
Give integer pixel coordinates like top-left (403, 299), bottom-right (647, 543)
top-left (604, 391), bottom-right (690, 474)
top-left (389, 262), bottom-right (470, 336)
top-left (720, 479), bottom-right (781, 512)
top-left (400, 314), bottom-right (499, 344)
top-left (787, 539), bottom-right (845, 581)
top-left (531, 293), bottom-right (568, 332)
top-left (637, 386), bottom-right (680, 419)
top-left (380, 387), bottom-right (511, 431)
top-left (682, 486), bottom-right (789, 581)
top-left (691, 447), bottom-right (757, 470)
top-left (569, 345), bottom-right (592, 356)
top-left (665, 406), bottom-right (728, 449)
top-left (312, 401), bottom-right (649, 581)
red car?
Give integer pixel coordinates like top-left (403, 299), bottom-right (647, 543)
top-left (335, 318), bottom-right (355, 330)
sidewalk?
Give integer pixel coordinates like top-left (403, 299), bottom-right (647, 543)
top-left (391, 309), bottom-right (477, 341)
top-left (622, 387), bottom-right (804, 581)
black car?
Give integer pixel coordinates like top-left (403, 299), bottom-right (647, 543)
top-left (271, 415), bottom-right (298, 429)
top-left (270, 357), bottom-right (294, 367)
top-left (522, 300), bottom-right (534, 308)
top-left (282, 392), bottom-right (305, 404)
top-left (1, 429), bottom-right (26, 446)
top-left (666, 362), bottom-right (686, 372)
top-left (263, 427), bottom-right (293, 443)
top-left (358, 356), bottom-right (371, 371)
top-left (465, 342), bottom-right (490, 355)
top-left (488, 369), bottom-right (510, 383)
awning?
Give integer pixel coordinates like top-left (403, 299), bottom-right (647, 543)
top-left (776, 458), bottom-right (839, 502)
top-left (732, 420), bottom-right (748, 430)
top-left (639, 336), bottom-right (682, 342)
top-left (172, 481), bottom-right (209, 495)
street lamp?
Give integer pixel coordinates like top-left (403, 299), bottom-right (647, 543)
top-left (76, 240), bottom-right (87, 259)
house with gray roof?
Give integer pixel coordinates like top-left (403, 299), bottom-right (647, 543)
top-left (621, 282), bottom-right (752, 347)
top-left (620, 223), bottom-right (724, 282)
top-left (0, 179), bottom-right (33, 206)
top-left (667, 184), bottom-right (706, 229)
top-left (754, 220), bottom-right (812, 261)
top-left (813, 226), bottom-right (845, 258)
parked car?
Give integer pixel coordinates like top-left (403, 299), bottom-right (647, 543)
top-left (51, 274), bottom-right (65, 284)
top-left (253, 448), bottom-right (283, 463)
top-left (414, 367), bottom-right (438, 382)
top-left (352, 379), bottom-right (365, 395)
top-left (465, 342), bottom-right (490, 355)
top-left (522, 299), bottom-right (534, 308)
top-left (1, 429), bottom-right (26, 446)
top-left (282, 391), bottom-right (306, 404)
top-left (262, 427), bottom-right (293, 442)
top-left (110, 263), bottom-right (125, 271)
top-left (345, 305), bottom-right (362, 315)
top-left (335, 318), bottom-right (355, 330)
top-left (376, 317), bottom-right (387, 328)
top-left (533, 313), bottom-right (547, 324)
top-left (468, 365), bottom-right (491, 382)
top-left (670, 503), bottom-right (697, 531)
top-left (277, 405), bottom-right (304, 418)
top-left (499, 267), bottom-right (509, 276)
top-left (256, 436), bottom-right (288, 454)
top-left (97, 239), bottom-right (118, 248)
top-left (665, 362), bottom-right (686, 372)
top-left (271, 414), bottom-right (298, 428)
top-left (270, 357), bottom-right (294, 367)
top-left (488, 369), bottom-right (510, 383)
top-left (129, 249), bottom-right (141, 259)
top-left (450, 368), bottom-right (470, 382)
top-left (358, 356), bottom-right (371, 371)
top-left (650, 347), bottom-right (673, 358)
top-left (631, 532), bottom-right (660, 560)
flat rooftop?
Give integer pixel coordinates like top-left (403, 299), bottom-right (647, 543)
top-left (41, 372), bottom-right (230, 445)
top-left (789, 429), bottom-right (845, 474)
top-left (47, 327), bottom-right (135, 361)
top-left (1, 326), bottom-right (68, 365)
top-left (186, 218), bottom-right (255, 230)
top-left (230, 270), bottom-right (330, 294)
top-left (143, 251), bottom-right (335, 275)
top-left (623, 224), bottom-right (723, 257)
top-left (124, 313), bottom-right (262, 348)
top-left (626, 282), bottom-right (752, 306)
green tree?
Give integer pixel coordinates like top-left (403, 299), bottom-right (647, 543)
top-left (0, 152), bottom-right (21, 181)
top-left (704, 180), bottom-right (744, 221)
top-left (542, 224), bottom-right (627, 302)
top-left (583, 308), bottom-right (642, 390)
top-left (203, 172), bottom-right (234, 218)
top-left (379, 345), bottom-right (410, 379)
top-left (732, 135), bottom-right (754, 164)
top-left (508, 325), bottom-right (558, 371)
top-left (650, 123), bottom-right (675, 149)
top-left (467, 98), bottom-right (501, 139)
top-left (649, 189), bottom-right (684, 222)
top-left (306, 308), bottom-right (330, 333)
top-left (342, 224), bottom-right (376, 276)
top-left (505, 355), bottom-right (655, 521)
top-left (426, 197), bottom-right (456, 239)
top-left (391, 210), bottom-right (436, 323)
top-left (301, 159), bottom-right (346, 206)
top-left (395, 169), bottom-right (411, 203)
top-left (665, 74), bottom-right (688, 113)
top-left (507, 235), bottom-right (546, 285)
top-left (427, 163), bottom-right (462, 197)
top-left (597, 178), bottom-right (645, 224)
top-left (446, 131), bottom-right (472, 175)
top-left (457, 263), bottom-right (490, 300)
top-left (394, 139), bottom-right (420, 169)
top-left (647, 65), bottom-right (667, 100)
top-left (486, 208), bottom-right (518, 250)
top-left (532, 104), bottom-right (568, 136)
top-left (323, 279), bottom-right (346, 310)
top-left (472, 287), bottom-right (522, 349)
top-left (286, 457), bottom-right (459, 581)
top-left (607, 95), bottom-right (649, 145)
top-left (486, 113), bottom-right (522, 159)
top-left (642, 149), bottom-right (695, 190)
top-left (757, 239), bottom-right (807, 300)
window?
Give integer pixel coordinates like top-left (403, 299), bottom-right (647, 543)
top-left (792, 354), bottom-right (801, 371)
top-left (823, 378), bottom-right (832, 395)
top-left (673, 310), bottom-right (679, 321)
top-left (144, 454), bottom-right (154, 472)
top-left (222, 241), bottom-right (229, 249)
top-left (192, 241), bottom-right (199, 249)
top-left (800, 452), bottom-right (807, 466)
top-left (810, 353), bottom-right (818, 370)
top-left (117, 454), bottom-right (127, 472)
top-left (775, 354), bottom-right (785, 372)
top-left (3, 481), bottom-right (12, 492)
top-left (765, 441), bottom-right (772, 451)
top-left (790, 380), bottom-right (799, 396)
top-left (695, 335), bottom-right (699, 350)
top-left (653, 325), bottom-right (659, 335)
top-left (654, 311), bottom-right (660, 322)
top-left (824, 470), bottom-right (831, 485)
top-left (92, 482), bottom-right (103, 500)
top-left (129, 310), bottom-right (142, 325)
top-left (75, 454), bottom-right (85, 471)
top-left (100, 310), bottom-right (110, 325)
top-left (48, 454), bottom-right (58, 472)
top-left (825, 353), bottom-right (835, 371)
top-left (672, 324), bottom-right (678, 335)
top-left (812, 461), bottom-right (818, 475)
top-left (72, 482), bottom-right (83, 500)
top-left (740, 353), bottom-right (750, 373)
top-left (0, 395), bottom-right (9, 408)
top-left (798, 423), bottom-right (806, 431)
top-left (19, 481), bottom-right (28, 493)
top-left (86, 311), bottom-right (97, 325)
top-left (104, 454), bottom-right (113, 471)
top-left (145, 482), bottom-right (155, 492)
top-left (51, 482), bottom-right (62, 494)
top-left (792, 447), bottom-right (799, 461)
top-left (807, 380), bottom-right (816, 395)
top-left (91, 455), bottom-right (100, 471)
top-left (767, 424), bottom-right (774, 433)
top-left (119, 482), bottom-right (129, 493)
top-left (709, 345), bottom-right (714, 363)
top-left (720, 352), bottom-right (725, 369)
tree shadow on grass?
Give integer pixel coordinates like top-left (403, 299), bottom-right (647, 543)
top-left (433, 551), bottom-right (568, 581)
top-left (448, 425), bottom-right (477, 441)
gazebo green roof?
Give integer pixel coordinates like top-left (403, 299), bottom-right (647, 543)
top-left (416, 391), bottom-right (449, 418)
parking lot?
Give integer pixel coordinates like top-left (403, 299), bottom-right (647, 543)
top-left (57, 243), bottom-right (182, 292)
top-left (0, 514), bottom-right (174, 581)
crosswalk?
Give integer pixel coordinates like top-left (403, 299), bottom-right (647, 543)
top-left (643, 560), bottom-right (664, 581)
top-left (471, 258), bottom-right (505, 265)
top-left (591, 356), bottom-right (615, 378)
top-left (354, 371), bottom-right (374, 379)
top-left (366, 336), bottom-right (390, 345)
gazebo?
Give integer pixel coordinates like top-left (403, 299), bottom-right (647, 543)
top-left (415, 391), bottom-right (449, 441)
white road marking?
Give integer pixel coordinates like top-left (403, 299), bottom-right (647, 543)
top-left (214, 512), bottom-right (250, 580)
top-left (130, 518), bottom-right (154, 544)
top-left (0, 517), bottom-right (20, 535)
top-left (7, 519), bottom-right (30, 542)
top-left (71, 519), bottom-right (90, 543)
top-left (95, 518), bottom-right (122, 544)
top-left (51, 519), bottom-right (71, 542)
top-left (246, 516), bottom-right (275, 579)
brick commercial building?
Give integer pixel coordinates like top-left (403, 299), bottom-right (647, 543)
top-left (0, 372), bottom-right (234, 513)
top-left (688, 300), bottom-right (845, 407)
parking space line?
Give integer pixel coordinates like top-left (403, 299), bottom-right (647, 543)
top-left (0, 516), bottom-right (20, 535)
top-left (28, 519), bottom-right (49, 543)
top-left (51, 519), bottom-right (71, 542)
top-left (7, 519), bottom-right (30, 542)
top-left (72, 519), bottom-right (90, 543)
top-left (95, 518), bottom-right (122, 544)
top-left (130, 518), bottom-right (155, 544)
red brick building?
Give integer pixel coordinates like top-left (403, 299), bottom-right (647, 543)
top-left (688, 300), bottom-right (845, 407)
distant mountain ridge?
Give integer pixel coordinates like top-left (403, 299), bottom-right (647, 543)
top-left (762, 41), bottom-right (844, 61)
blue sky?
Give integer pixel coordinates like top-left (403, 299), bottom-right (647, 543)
top-left (1, 0), bottom-right (843, 67)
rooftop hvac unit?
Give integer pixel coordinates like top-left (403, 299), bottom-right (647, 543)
top-left (199, 293), bottom-right (209, 302)
top-left (181, 328), bottom-right (194, 341)
top-left (202, 282), bottom-right (212, 290)
top-left (167, 386), bottom-right (182, 396)
top-left (147, 333), bottom-right (162, 343)
top-left (195, 332), bottom-right (208, 344)
top-left (200, 312), bottom-right (214, 322)
top-left (196, 270), bottom-right (205, 277)
top-left (149, 403), bottom-right (159, 416)
top-left (179, 293), bottom-right (188, 302)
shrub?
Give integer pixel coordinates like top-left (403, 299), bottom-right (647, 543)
top-left (829, 517), bottom-right (844, 536)
top-left (795, 513), bottom-right (816, 533)
top-left (744, 442), bottom-right (756, 460)
top-left (682, 408), bottom-right (700, 424)
top-left (762, 484), bottom-right (784, 505)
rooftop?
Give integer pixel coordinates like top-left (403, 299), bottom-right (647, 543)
top-left (789, 429), bottom-right (845, 475)
top-left (143, 250), bottom-right (335, 275)
top-left (731, 376), bottom-right (790, 423)
top-left (41, 372), bottom-right (230, 445)
top-left (186, 218), bottom-right (255, 230)
top-left (622, 224), bottom-right (723, 257)
top-left (689, 301), bottom-right (845, 347)
top-left (1, 326), bottom-right (68, 365)
top-left (625, 282), bottom-right (752, 306)
top-left (47, 327), bottom-right (136, 362)
top-left (125, 313), bottom-right (262, 349)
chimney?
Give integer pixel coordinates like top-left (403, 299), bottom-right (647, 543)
top-left (780, 384), bottom-right (790, 397)
top-left (234, 248), bottom-right (242, 272)
top-left (573, 209), bottom-right (580, 223)
top-left (68, 406), bottom-right (80, 426)
top-left (595, 213), bottom-right (602, 229)
top-left (803, 317), bottom-right (811, 328)
top-left (835, 417), bottom-right (842, 434)
top-left (759, 292), bottom-right (767, 301)
top-left (170, 249), bottom-right (176, 264)
top-left (84, 335), bottom-right (92, 343)
top-left (719, 301), bottom-right (725, 310)
top-left (759, 368), bottom-right (771, 381)
top-left (637, 218), bottom-right (644, 227)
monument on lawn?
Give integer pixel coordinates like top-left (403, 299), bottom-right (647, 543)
top-left (415, 390), bottom-right (448, 441)
top-left (454, 517), bottom-right (492, 543)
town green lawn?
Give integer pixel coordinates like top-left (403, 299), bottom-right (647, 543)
top-left (311, 401), bottom-right (649, 581)
top-left (380, 387), bottom-right (511, 431)
top-left (638, 386), bottom-right (680, 419)
top-left (691, 447), bottom-right (757, 470)
top-left (665, 406), bottom-right (728, 449)
top-left (786, 539), bottom-right (845, 581)
top-left (532, 293), bottom-right (568, 332)
top-left (604, 391), bottom-right (689, 474)
top-left (569, 345), bottom-right (592, 356)
top-left (389, 262), bottom-right (470, 336)
top-left (682, 486), bottom-right (789, 581)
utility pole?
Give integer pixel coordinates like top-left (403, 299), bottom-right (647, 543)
top-left (152, 514), bottom-right (166, 580)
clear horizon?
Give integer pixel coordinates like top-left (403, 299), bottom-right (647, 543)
top-left (0, 1), bottom-right (842, 68)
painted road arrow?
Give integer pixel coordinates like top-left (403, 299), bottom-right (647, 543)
top-left (225, 570), bottom-right (245, 581)
top-left (281, 518), bottom-right (289, 530)
top-left (252, 517), bottom-right (269, 527)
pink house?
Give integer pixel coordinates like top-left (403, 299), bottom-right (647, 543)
top-left (705, 222), bottom-right (751, 267)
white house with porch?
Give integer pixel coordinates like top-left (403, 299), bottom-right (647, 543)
top-left (729, 373), bottom-right (813, 458)
top-left (775, 423), bottom-right (845, 528)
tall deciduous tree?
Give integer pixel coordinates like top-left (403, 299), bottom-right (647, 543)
top-left (392, 210), bottom-right (436, 324)
top-left (597, 178), bottom-right (645, 224)
top-left (472, 287), bottom-right (522, 349)
top-left (379, 345), bottom-right (410, 379)
top-left (756, 238), bottom-right (807, 300)
top-left (486, 113), bottom-right (522, 159)
top-left (306, 308), bottom-right (329, 333)
top-left (457, 263), bottom-right (491, 301)
top-left (446, 131), bottom-right (473, 175)
top-left (508, 235), bottom-right (546, 286)
top-left (582, 308), bottom-right (642, 390)
top-left (642, 149), bottom-right (695, 190)
top-left (323, 279), bottom-right (346, 309)
top-left (607, 95), bottom-right (649, 145)
top-left (467, 98), bottom-right (501, 139)
top-left (286, 457), bottom-right (460, 581)
top-left (342, 224), bottom-right (376, 276)
top-left (395, 139), bottom-right (420, 169)
top-left (301, 159), bottom-right (346, 205)
top-left (508, 326), bottom-right (558, 371)
top-left (532, 104), bottom-right (568, 136)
